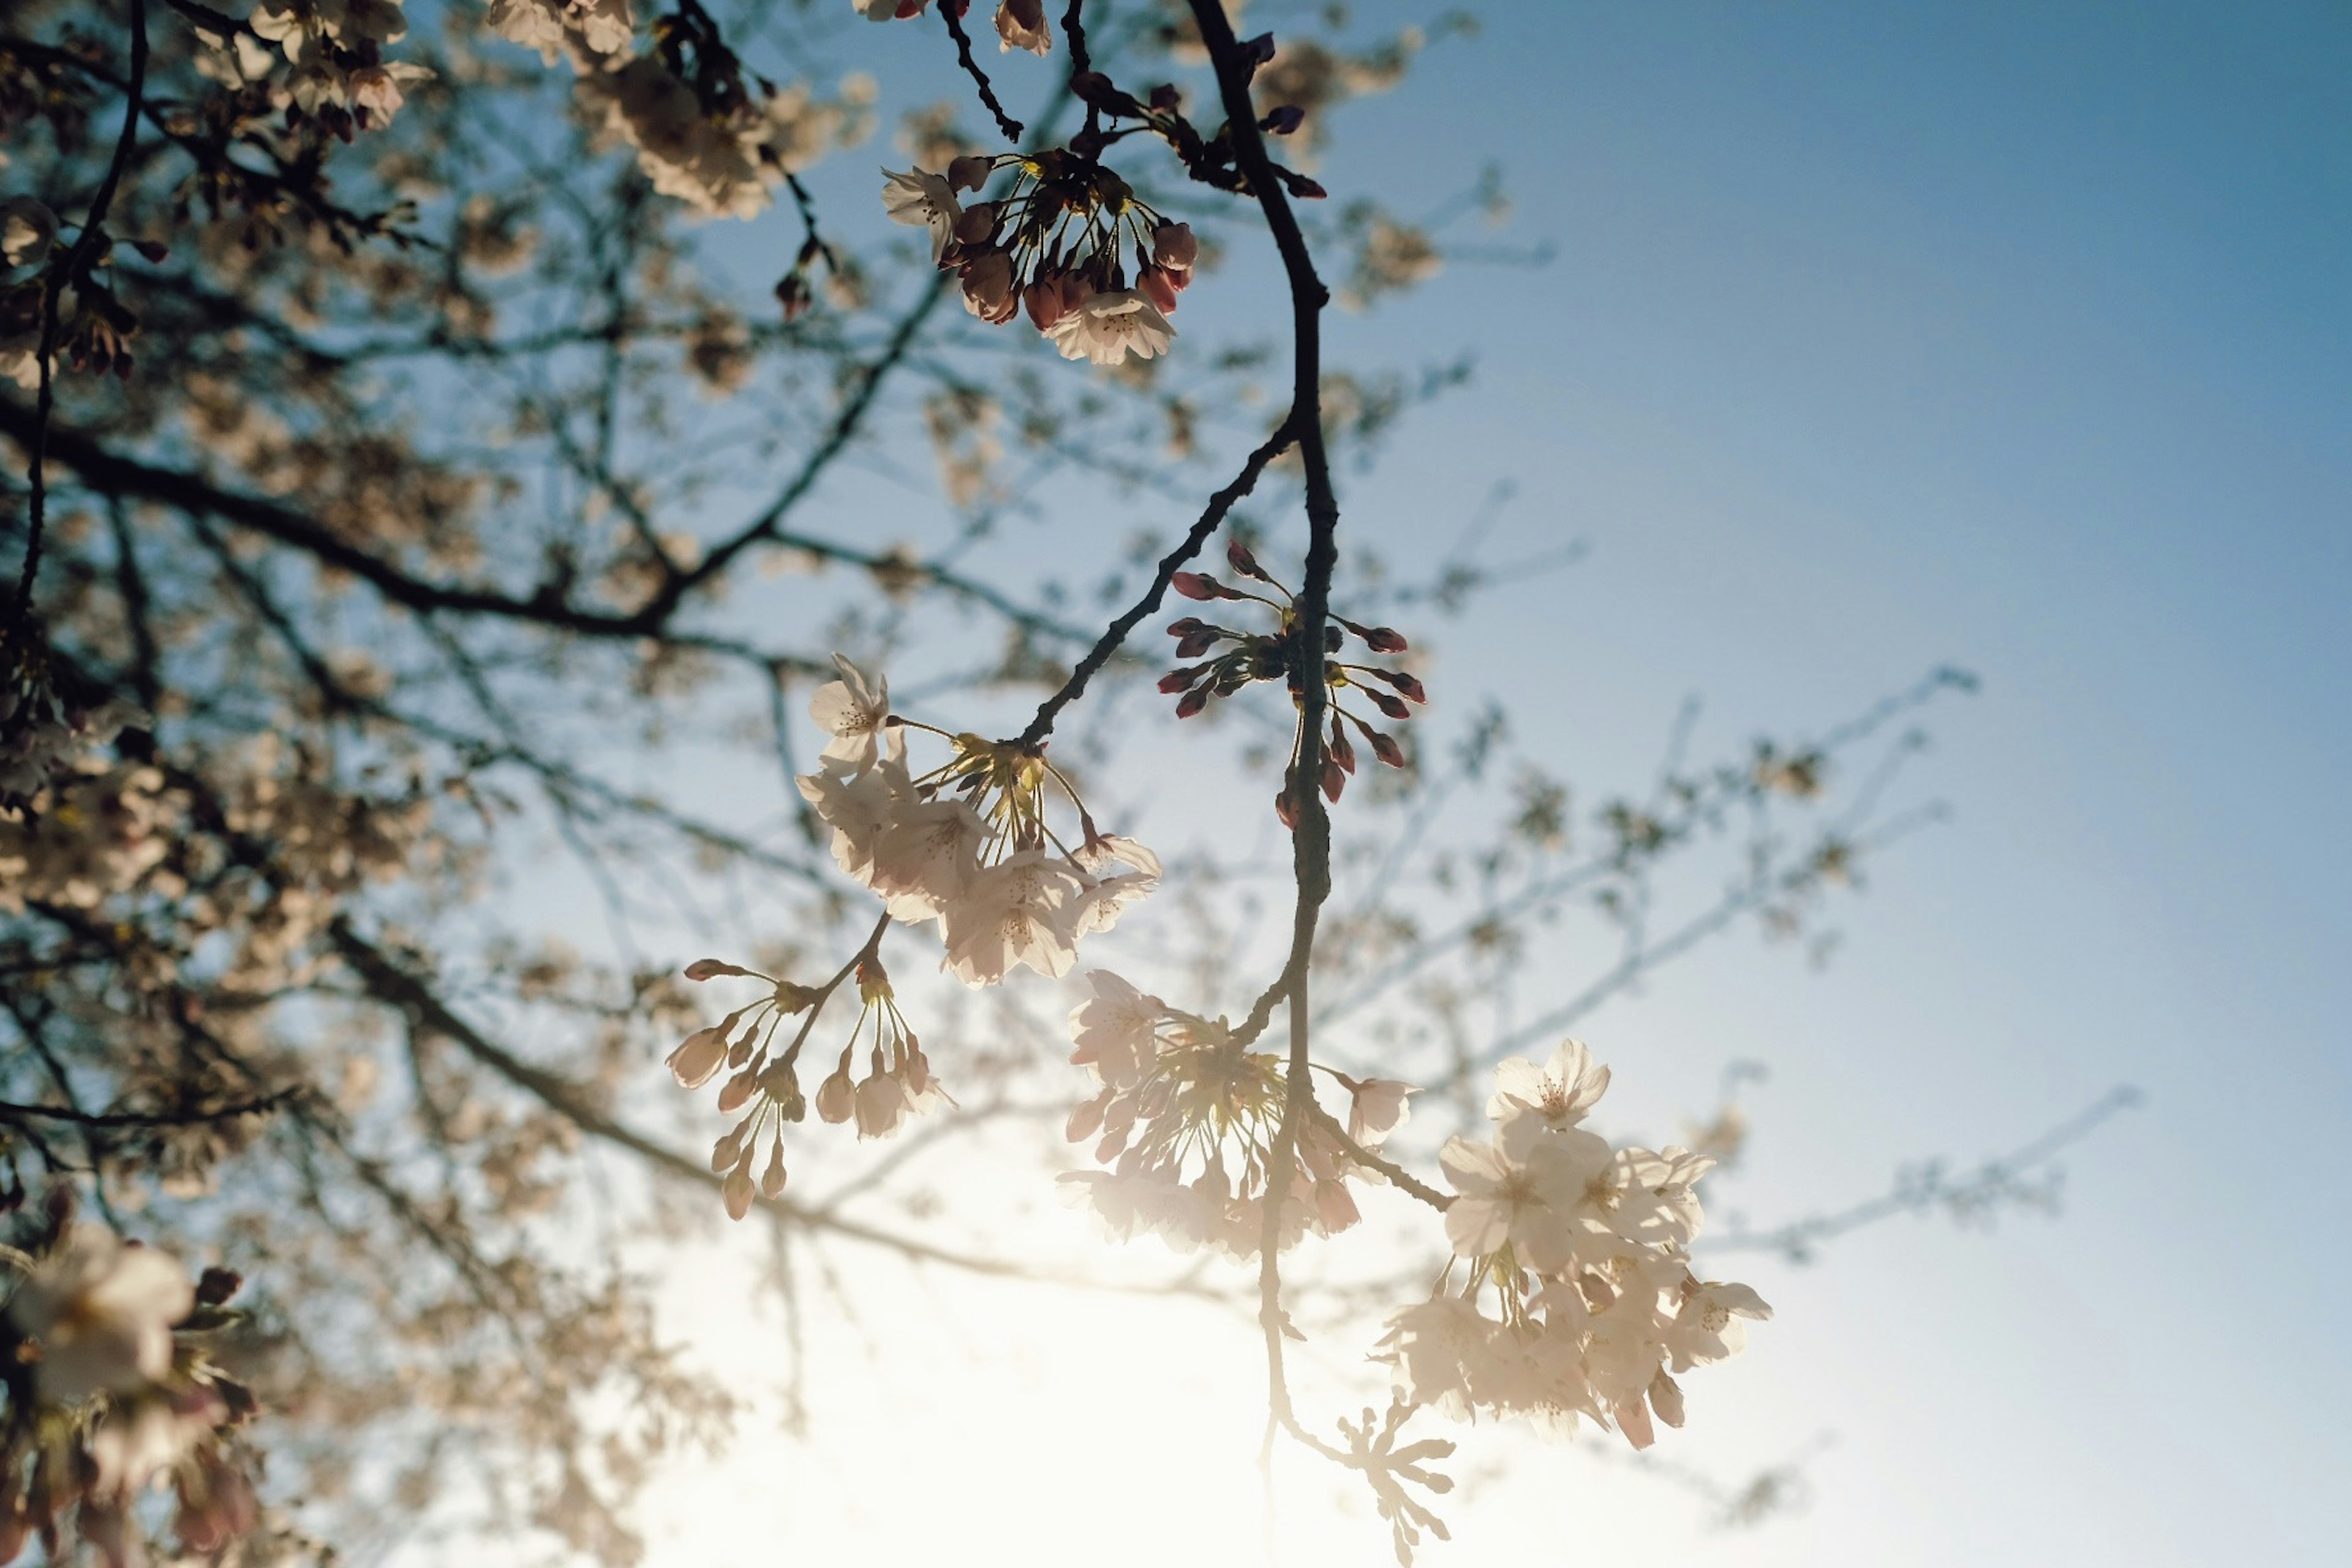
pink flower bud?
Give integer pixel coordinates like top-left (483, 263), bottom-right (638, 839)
top-left (1024, 277), bottom-right (1068, 331)
top-left (758, 1144), bottom-right (789, 1199)
top-left (953, 202), bottom-right (998, 244)
top-left (722, 1163), bottom-right (756, 1220)
top-left (1360, 624), bottom-right (1408, 653)
top-left (1170, 571), bottom-right (1222, 600)
top-left (815, 1062), bottom-right (856, 1125)
top-left (1226, 539), bottom-right (1264, 577)
top-left (1322, 756), bottom-right (1345, 802)
top-left (1369, 729), bottom-right (1406, 768)
top-left (1158, 668), bottom-right (1198, 693)
top-left (684, 959), bottom-right (750, 981)
top-left (1152, 222), bottom-right (1197, 272)
top-left (1368, 688), bottom-right (1411, 721)
top-left (1138, 264), bottom-right (1178, 314)
top-left (717, 1067), bottom-right (758, 1114)
top-left (666, 1027), bottom-right (728, 1089)
top-left (1175, 688), bottom-right (1209, 718)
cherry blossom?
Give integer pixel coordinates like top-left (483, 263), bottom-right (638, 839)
top-left (1046, 288), bottom-right (1175, 366)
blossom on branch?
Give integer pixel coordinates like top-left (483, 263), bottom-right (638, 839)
top-left (1376, 1042), bottom-right (1771, 1451)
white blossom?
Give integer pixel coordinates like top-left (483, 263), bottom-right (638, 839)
top-left (1067, 970), bottom-right (1163, 1088)
top-left (1046, 289), bottom-right (1175, 366)
top-left (1344, 1076), bottom-right (1416, 1147)
top-left (880, 167), bottom-right (962, 262)
top-left (5, 1226), bottom-right (195, 1404)
top-left (941, 847), bottom-right (1085, 984)
top-left (1666, 1279), bottom-right (1772, 1371)
top-left (1487, 1035), bottom-right (1611, 1131)
top-left (995, 0), bottom-right (1050, 55)
top-left (807, 652), bottom-right (891, 769)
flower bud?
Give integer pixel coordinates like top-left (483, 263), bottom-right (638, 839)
top-left (952, 202), bottom-right (998, 244)
top-left (710, 1129), bottom-right (742, 1172)
top-left (1368, 688), bottom-right (1411, 721)
top-left (1321, 755), bottom-right (1345, 802)
top-left (1263, 105), bottom-right (1305, 136)
top-left (684, 959), bottom-right (752, 981)
top-left (666, 1027), bottom-right (728, 1089)
top-left (1170, 571), bottom-right (1223, 601)
top-left (1175, 688), bottom-right (1209, 719)
top-left (1275, 786), bottom-right (1300, 828)
top-left (717, 1067), bottom-right (758, 1114)
top-left (815, 1060), bottom-right (856, 1124)
top-left (1175, 629), bottom-right (1218, 658)
top-left (948, 154), bottom-right (993, 193)
top-left (1369, 729), bottom-right (1406, 769)
top-left (722, 1163), bottom-right (756, 1220)
top-left (1138, 264), bottom-right (1178, 314)
top-left (758, 1143), bottom-right (789, 1198)
top-left (1359, 622), bottom-right (1409, 653)
top-left (1023, 277), bottom-right (1069, 331)
top-left (1152, 222), bottom-right (1197, 272)
top-left (0, 197), bottom-right (58, 271)
top-left (1226, 539), bottom-right (1265, 578)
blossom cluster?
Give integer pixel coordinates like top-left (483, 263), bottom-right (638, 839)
top-left (483, 0), bottom-right (873, 219)
top-left (245, 0), bottom-right (434, 134)
top-left (1377, 1040), bottom-right (1771, 1449)
top-left (796, 655), bottom-right (1159, 986)
top-left (1161, 540), bottom-right (1425, 821)
top-left (883, 157), bottom-right (1195, 365)
top-left (670, 954), bottom-right (949, 1218)
top-left (1, 1218), bottom-right (260, 1561)
top-left (1058, 970), bottom-right (1414, 1256)
top-left (856, 0), bottom-right (1050, 56)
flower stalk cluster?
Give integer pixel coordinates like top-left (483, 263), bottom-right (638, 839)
top-left (884, 156), bottom-right (1196, 364)
top-left (1058, 971), bottom-right (1412, 1257)
top-left (1159, 540), bottom-right (1424, 823)
top-left (797, 655), bottom-right (1159, 986)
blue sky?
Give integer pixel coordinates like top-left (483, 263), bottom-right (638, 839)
top-left (1287, 2), bottom-right (2350, 1560)
top-left (594, 5), bottom-right (2351, 1564)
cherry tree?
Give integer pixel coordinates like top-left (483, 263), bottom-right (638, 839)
top-left (0, 2), bottom-right (2130, 1562)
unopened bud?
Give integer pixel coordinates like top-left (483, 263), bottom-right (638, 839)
top-left (1138, 264), bottom-right (1178, 314)
top-left (758, 1144), bottom-right (789, 1198)
top-left (1369, 729), bottom-right (1406, 768)
top-left (1263, 105), bottom-right (1305, 136)
top-left (666, 1027), bottom-right (728, 1089)
top-left (1170, 571), bottom-right (1224, 600)
top-left (953, 202), bottom-right (998, 244)
top-left (684, 959), bottom-right (752, 981)
top-left (947, 154), bottom-right (993, 193)
top-left (1152, 221), bottom-right (1198, 272)
top-left (722, 1163), bottom-right (756, 1220)
top-left (1175, 688), bottom-right (1209, 718)
top-left (717, 1067), bottom-right (758, 1114)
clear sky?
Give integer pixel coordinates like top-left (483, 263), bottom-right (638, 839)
top-left (1298, 3), bottom-right (2351, 1561)
top-left (573, 5), bottom-right (2351, 1565)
